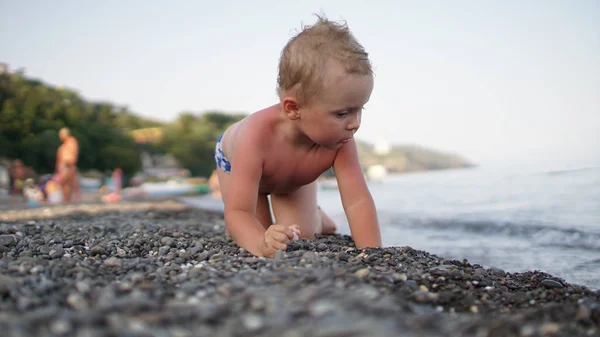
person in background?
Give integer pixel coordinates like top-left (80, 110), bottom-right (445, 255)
top-left (112, 168), bottom-right (123, 193)
top-left (56, 127), bottom-right (81, 202)
top-left (23, 178), bottom-right (44, 207)
top-left (9, 159), bottom-right (30, 203)
top-left (38, 174), bottom-right (64, 205)
top-left (208, 169), bottom-right (222, 199)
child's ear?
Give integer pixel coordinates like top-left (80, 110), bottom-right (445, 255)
top-left (282, 97), bottom-right (301, 120)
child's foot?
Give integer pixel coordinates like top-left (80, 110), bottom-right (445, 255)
top-left (319, 207), bottom-right (337, 234)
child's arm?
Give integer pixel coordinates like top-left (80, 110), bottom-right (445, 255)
top-left (333, 138), bottom-right (382, 248)
top-left (223, 137), bottom-right (295, 257)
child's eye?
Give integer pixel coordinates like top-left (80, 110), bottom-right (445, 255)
top-left (336, 111), bottom-right (348, 118)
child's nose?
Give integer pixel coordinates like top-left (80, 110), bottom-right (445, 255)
top-left (347, 114), bottom-right (361, 131)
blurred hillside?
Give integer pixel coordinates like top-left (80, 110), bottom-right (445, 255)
top-left (0, 67), bottom-right (473, 178)
top-left (356, 141), bottom-right (474, 173)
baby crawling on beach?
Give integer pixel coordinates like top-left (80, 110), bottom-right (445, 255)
top-left (215, 15), bottom-right (382, 258)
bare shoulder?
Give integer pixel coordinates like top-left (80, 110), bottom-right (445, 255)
top-left (333, 138), bottom-right (365, 184)
top-left (333, 138), bottom-right (361, 169)
top-left (226, 105), bottom-right (279, 161)
top-left (333, 138), bottom-right (371, 204)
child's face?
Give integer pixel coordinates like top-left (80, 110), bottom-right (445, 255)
top-left (300, 61), bottom-right (374, 149)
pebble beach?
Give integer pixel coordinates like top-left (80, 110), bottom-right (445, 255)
top-left (0, 201), bottom-right (598, 337)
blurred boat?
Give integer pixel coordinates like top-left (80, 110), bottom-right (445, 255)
top-left (79, 177), bottom-right (102, 190)
top-left (141, 181), bottom-right (197, 196)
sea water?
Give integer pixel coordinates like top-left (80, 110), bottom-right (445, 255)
top-left (318, 166), bottom-right (600, 290)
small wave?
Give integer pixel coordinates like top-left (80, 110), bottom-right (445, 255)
top-left (572, 258), bottom-right (600, 270)
top-left (544, 166), bottom-right (599, 176)
top-left (385, 216), bottom-right (600, 251)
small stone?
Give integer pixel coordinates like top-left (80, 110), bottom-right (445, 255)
top-left (274, 250), bottom-right (285, 260)
top-left (309, 300), bottom-right (336, 316)
top-left (413, 290), bottom-right (439, 303)
top-left (76, 281), bottom-right (91, 293)
top-left (403, 280), bottom-right (419, 291)
top-left (242, 313), bottom-right (263, 331)
top-left (0, 234), bottom-right (17, 247)
top-left (540, 323), bottom-right (560, 335)
top-left (209, 253), bottom-right (226, 263)
top-left (575, 305), bottom-right (591, 320)
top-left (67, 293), bottom-right (88, 310)
top-left (161, 237), bottom-right (175, 246)
top-left (50, 319), bottom-right (72, 335)
top-left (196, 251), bottom-right (210, 261)
top-left (117, 248), bottom-right (127, 257)
top-left (541, 279), bottom-right (563, 289)
top-left (90, 246), bottom-right (105, 256)
top-left (520, 325), bottom-right (536, 337)
top-left (354, 268), bottom-right (370, 278)
top-left (103, 257), bottom-right (121, 267)
top-left (470, 305), bottom-right (478, 313)
top-left (159, 246), bottom-right (170, 256)
top-left (490, 267), bottom-right (505, 277)
top-left (431, 264), bottom-right (456, 276)
top-left (301, 251), bottom-right (319, 262)
top-left (473, 268), bottom-right (487, 277)
top-left (393, 273), bottom-right (408, 282)
top-left (50, 247), bottom-right (65, 258)
top-left (0, 275), bottom-right (17, 295)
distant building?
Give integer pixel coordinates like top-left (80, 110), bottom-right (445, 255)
top-left (374, 140), bottom-right (391, 155)
top-left (0, 63), bottom-right (8, 74)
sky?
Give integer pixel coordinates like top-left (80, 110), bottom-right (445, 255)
top-left (1, 0), bottom-right (598, 171)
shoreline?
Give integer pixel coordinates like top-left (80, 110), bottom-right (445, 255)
top-left (0, 202), bottom-right (598, 336)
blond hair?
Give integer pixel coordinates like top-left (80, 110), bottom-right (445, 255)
top-left (277, 15), bottom-right (373, 104)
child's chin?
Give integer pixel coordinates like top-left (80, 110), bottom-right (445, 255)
top-left (330, 143), bottom-right (345, 150)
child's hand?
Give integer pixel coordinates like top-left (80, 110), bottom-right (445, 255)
top-left (260, 224), bottom-right (300, 258)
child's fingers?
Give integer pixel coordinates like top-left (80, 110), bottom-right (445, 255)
top-left (271, 224), bottom-right (295, 240)
top-left (286, 224), bottom-right (300, 241)
top-left (271, 231), bottom-right (290, 244)
top-left (273, 242), bottom-right (287, 251)
top-left (265, 236), bottom-right (287, 251)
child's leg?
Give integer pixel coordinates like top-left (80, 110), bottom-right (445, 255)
top-left (270, 181), bottom-right (337, 239)
top-left (216, 167), bottom-right (272, 233)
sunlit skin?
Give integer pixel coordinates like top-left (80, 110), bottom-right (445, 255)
top-left (56, 128), bottom-right (81, 203)
top-left (216, 59), bottom-right (382, 258)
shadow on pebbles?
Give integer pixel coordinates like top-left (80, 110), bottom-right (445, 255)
top-left (0, 205), bottom-right (598, 337)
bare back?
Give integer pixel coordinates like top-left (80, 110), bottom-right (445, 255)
top-left (221, 104), bottom-right (338, 194)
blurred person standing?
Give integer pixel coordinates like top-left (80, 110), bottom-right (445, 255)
top-left (56, 127), bottom-right (81, 202)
